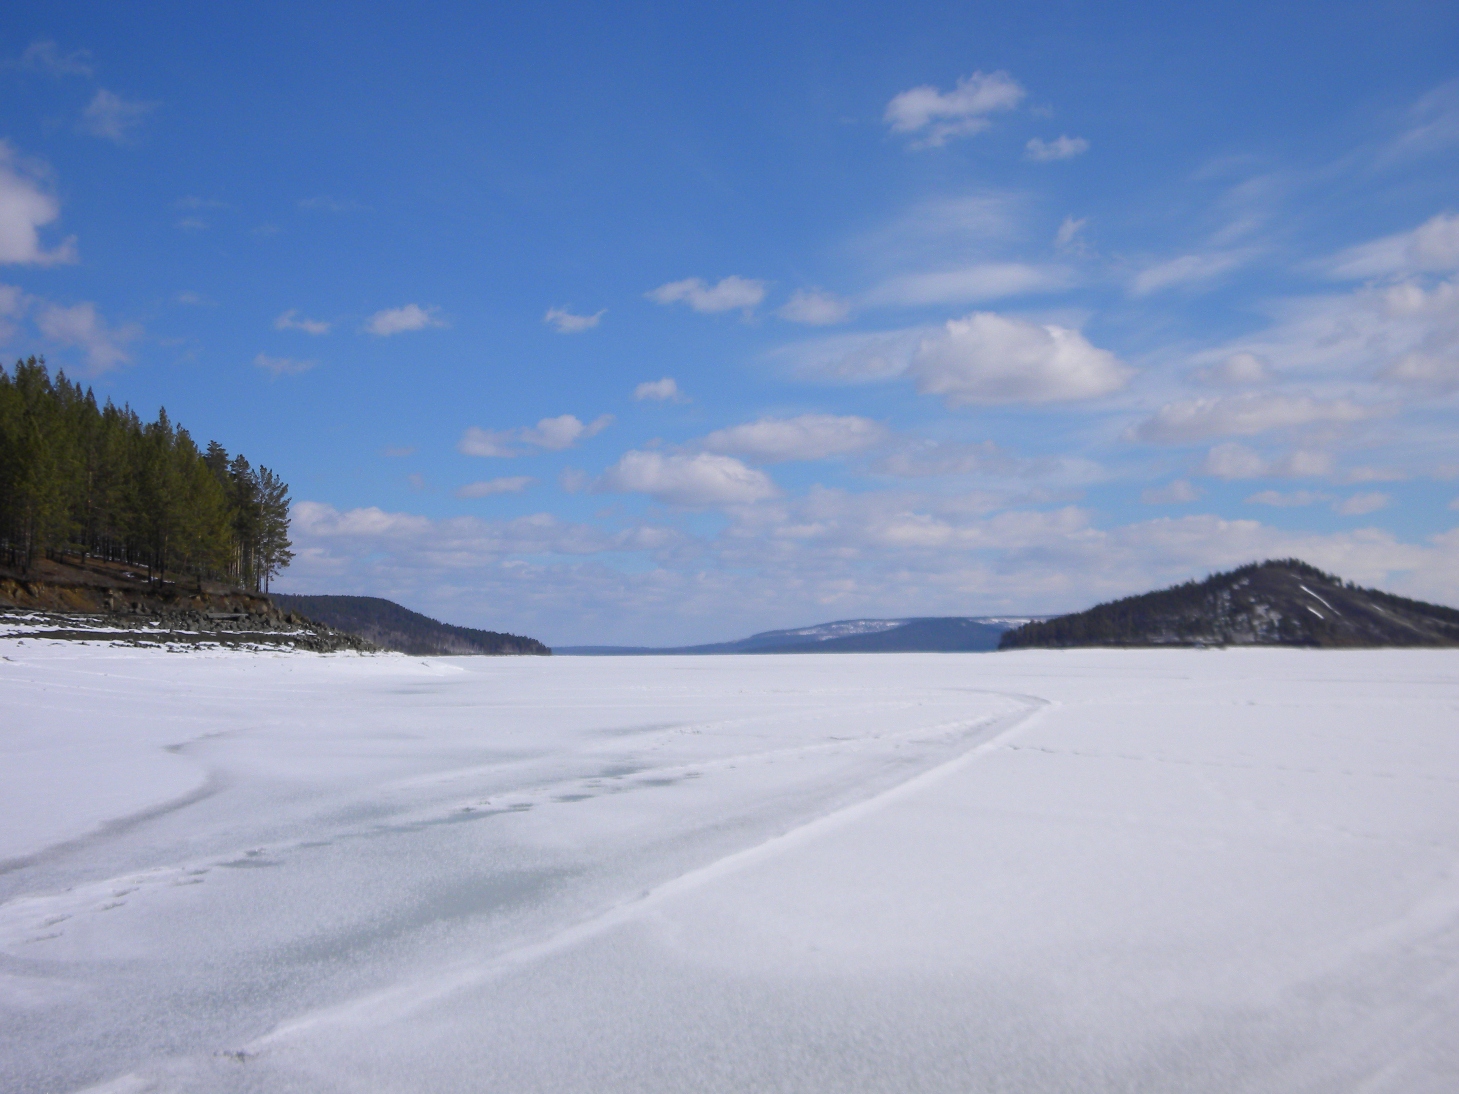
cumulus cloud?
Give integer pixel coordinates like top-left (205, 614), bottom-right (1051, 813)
top-left (1334, 492), bottom-right (1389, 516)
top-left (1198, 444), bottom-right (1334, 480)
top-left (777, 288), bottom-right (852, 325)
top-left (1324, 212), bottom-right (1459, 279)
top-left (0, 143), bottom-right (77, 266)
top-left (365, 304), bottom-right (447, 336)
top-left (1131, 394), bottom-right (1378, 444)
top-left (1193, 352), bottom-right (1269, 385)
top-left (1131, 249), bottom-right (1254, 295)
top-left (1141, 480), bottom-right (1202, 505)
top-left (701, 414), bottom-right (888, 464)
top-left (7, 41), bottom-right (93, 76)
top-left (909, 312), bottom-right (1130, 406)
top-left (634, 377), bottom-right (686, 402)
top-left (458, 414), bottom-right (613, 457)
top-left (253, 353), bottom-right (315, 376)
top-left (597, 451), bottom-right (777, 507)
top-left (863, 262), bottom-right (1069, 307)
top-left (79, 89), bottom-right (156, 143)
top-left (646, 276), bottom-right (766, 314)
top-left (455, 476), bottom-right (535, 498)
top-left (884, 71), bottom-right (1025, 148)
top-left (1025, 135), bottom-right (1089, 162)
top-left (37, 301), bottom-right (140, 373)
top-left (274, 309), bottom-right (331, 335)
top-left (544, 306), bottom-right (605, 333)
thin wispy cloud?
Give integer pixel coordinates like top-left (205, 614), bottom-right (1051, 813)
top-left (79, 90), bottom-right (157, 143)
top-left (254, 353), bottom-right (316, 376)
top-left (298, 196), bottom-right (370, 213)
top-left (458, 414), bottom-right (613, 457)
top-left (275, 309), bottom-right (331, 335)
top-left (777, 288), bottom-right (852, 325)
top-left (884, 71), bottom-right (1025, 148)
top-left (37, 301), bottom-right (140, 373)
top-left (456, 476), bottom-right (535, 498)
top-left (647, 276), bottom-right (766, 314)
top-left (634, 377), bottom-right (687, 402)
top-left (701, 414), bottom-right (888, 463)
top-left (1025, 135), bottom-right (1089, 161)
top-left (544, 306), bottom-right (604, 333)
top-left (6, 41), bottom-right (93, 77)
top-left (365, 304), bottom-right (446, 336)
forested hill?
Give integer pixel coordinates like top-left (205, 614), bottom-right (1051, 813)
top-left (0, 357), bottom-right (292, 591)
top-left (271, 594), bottom-right (550, 656)
top-left (999, 560), bottom-right (1459, 649)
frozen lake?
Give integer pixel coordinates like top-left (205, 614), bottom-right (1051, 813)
top-left (3, 642), bottom-right (1458, 1092)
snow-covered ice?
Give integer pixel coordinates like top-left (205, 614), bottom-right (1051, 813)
top-left (2, 641), bottom-right (1458, 1092)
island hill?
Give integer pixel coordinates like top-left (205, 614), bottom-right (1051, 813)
top-left (271, 595), bottom-right (549, 656)
top-left (1000, 559), bottom-right (1459, 650)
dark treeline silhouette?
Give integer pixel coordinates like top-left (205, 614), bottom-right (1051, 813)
top-left (0, 357), bottom-right (293, 590)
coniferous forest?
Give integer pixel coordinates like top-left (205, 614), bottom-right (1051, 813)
top-left (0, 357), bottom-right (293, 591)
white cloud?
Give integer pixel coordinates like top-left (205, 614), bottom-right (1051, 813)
top-left (884, 71), bottom-right (1025, 148)
top-left (175, 217), bottom-right (208, 231)
top-left (1198, 444), bottom-right (1334, 480)
top-left (597, 451), bottom-right (777, 508)
top-left (6, 41), bottom-right (93, 76)
top-left (777, 288), bottom-right (852, 325)
top-left (274, 310), bottom-right (331, 335)
top-left (1193, 352), bottom-right (1269, 385)
top-left (544, 306), bottom-right (605, 333)
top-left (1131, 249), bottom-right (1254, 295)
top-left (0, 283), bottom-right (26, 341)
top-left (863, 262), bottom-right (1069, 307)
top-left (634, 377), bottom-right (686, 402)
top-left (773, 328), bottom-right (927, 384)
top-left (909, 312), bottom-right (1130, 406)
top-left (1131, 394), bottom-right (1378, 444)
top-left (1325, 212), bottom-right (1459, 279)
top-left (455, 476), bottom-right (535, 498)
top-left (298, 196), bottom-right (369, 213)
top-left (1025, 135), bottom-right (1089, 162)
top-left (253, 353), bottom-right (315, 376)
top-left (701, 415), bottom-right (888, 464)
top-left (1246, 489), bottom-right (1330, 507)
top-left (79, 89), bottom-right (156, 143)
top-left (1054, 215), bottom-right (1087, 250)
top-left (458, 414), bottom-right (612, 457)
top-left (37, 302), bottom-right (140, 373)
top-left (1382, 343), bottom-right (1459, 391)
top-left (646, 276), bottom-right (766, 314)
top-left (1141, 480), bottom-right (1201, 504)
top-left (365, 304), bottom-right (447, 336)
top-left (0, 143), bottom-right (77, 266)
top-left (1334, 492), bottom-right (1389, 516)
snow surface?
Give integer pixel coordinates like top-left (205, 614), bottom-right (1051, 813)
top-left (3, 641), bottom-right (1459, 1093)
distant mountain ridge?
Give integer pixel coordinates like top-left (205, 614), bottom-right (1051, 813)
top-left (999, 559), bottom-right (1459, 649)
top-left (271, 594), bottom-right (549, 656)
top-left (559, 615), bottom-right (1040, 655)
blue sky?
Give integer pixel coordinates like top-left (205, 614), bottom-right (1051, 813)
top-left (4, 2), bottom-right (1459, 644)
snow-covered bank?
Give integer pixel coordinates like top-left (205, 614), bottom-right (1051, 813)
top-left (2, 643), bottom-right (1457, 1092)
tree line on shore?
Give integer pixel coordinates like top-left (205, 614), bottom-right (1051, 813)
top-left (0, 357), bottom-right (293, 591)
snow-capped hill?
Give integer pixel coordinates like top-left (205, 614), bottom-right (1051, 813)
top-left (1000, 559), bottom-right (1459, 649)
